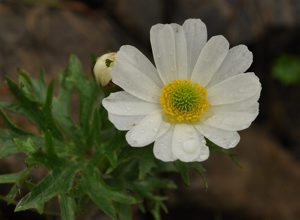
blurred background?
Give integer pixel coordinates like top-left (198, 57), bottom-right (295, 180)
top-left (1, 0), bottom-right (300, 219)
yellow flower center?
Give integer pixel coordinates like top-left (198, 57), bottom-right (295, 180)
top-left (160, 80), bottom-right (210, 123)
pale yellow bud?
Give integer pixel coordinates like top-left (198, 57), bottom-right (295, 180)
top-left (93, 52), bottom-right (116, 86)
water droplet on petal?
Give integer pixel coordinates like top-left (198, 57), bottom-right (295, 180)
top-left (183, 138), bottom-right (198, 153)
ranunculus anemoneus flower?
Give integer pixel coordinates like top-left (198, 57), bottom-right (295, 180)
top-left (103, 19), bottom-right (261, 162)
top-left (93, 52), bottom-right (116, 86)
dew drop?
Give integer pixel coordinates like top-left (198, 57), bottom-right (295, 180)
top-left (183, 138), bottom-right (198, 153)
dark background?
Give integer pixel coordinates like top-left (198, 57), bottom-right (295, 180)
top-left (1, 0), bottom-right (300, 219)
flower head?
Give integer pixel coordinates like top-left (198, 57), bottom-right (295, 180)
top-left (160, 80), bottom-right (209, 123)
top-left (93, 52), bottom-right (116, 86)
top-left (102, 19), bottom-right (261, 162)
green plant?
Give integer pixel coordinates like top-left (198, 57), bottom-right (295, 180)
top-left (0, 55), bottom-right (226, 220)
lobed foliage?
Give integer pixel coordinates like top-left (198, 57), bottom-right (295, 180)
top-left (0, 56), bottom-right (234, 219)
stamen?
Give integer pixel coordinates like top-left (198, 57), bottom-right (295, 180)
top-left (160, 80), bottom-right (209, 123)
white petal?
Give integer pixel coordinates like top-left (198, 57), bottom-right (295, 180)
top-left (102, 91), bottom-right (160, 116)
top-left (203, 104), bottom-right (259, 131)
top-left (112, 45), bottom-right (162, 103)
top-left (183, 19), bottom-right (207, 77)
top-left (126, 111), bottom-right (163, 147)
top-left (207, 72), bottom-right (261, 105)
top-left (195, 144), bottom-right (210, 162)
top-left (191, 35), bottom-right (229, 86)
top-left (153, 127), bottom-right (176, 162)
top-left (195, 124), bottom-right (240, 149)
top-left (108, 114), bottom-right (144, 131)
top-left (172, 124), bottom-right (209, 162)
top-left (212, 102), bottom-right (259, 114)
top-left (150, 24), bottom-right (176, 83)
top-left (150, 24), bottom-right (188, 83)
top-left (156, 121), bottom-right (171, 139)
top-left (170, 23), bottom-right (188, 80)
top-left (207, 45), bottom-right (253, 87)
top-left (211, 90), bottom-right (260, 112)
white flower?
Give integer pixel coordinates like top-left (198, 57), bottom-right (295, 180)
top-left (102, 19), bottom-right (261, 162)
top-left (93, 52), bottom-right (116, 86)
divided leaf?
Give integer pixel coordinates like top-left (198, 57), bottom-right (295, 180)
top-left (82, 164), bottom-right (138, 219)
top-left (59, 194), bottom-right (76, 220)
top-left (15, 162), bottom-right (79, 212)
top-left (0, 169), bottom-right (31, 184)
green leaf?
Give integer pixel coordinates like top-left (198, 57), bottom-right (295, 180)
top-left (26, 151), bottom-right (65, 170)
top-left (115, 203), bottom-right (132, 220)
top-left (82, 164), bottom-right (138, 219)
top-left (207, 140), bottom-right (242, 168)
top-left (82, 170), bottom-right (117, 220)
top-left (15, 162), bottom-right (79, 212)
top-left (174, 161), bottom-right (190, 185)
top-left (44, 131), bottom-right (55, 155)
top-left (79, 80), bottom-right (99, 133)
top-left (100, 183), bottom-right (137, 205)
top-left (0, 140), bottom-right (20, 159)
top-left (18, 71), bottom-right (35, 100)
top-left (62, 56), bottom-right (103, 141)
top-left (52, 80), bottom-right (74, 132)
top-left (188, 162), bottom-right (208, 189)
top-left (151, 203), bottom-right (162, 220)
top-left (146, 178), bottom-right (177, 190)
top-left (0, 169), bottom-right (31, 184)
top-left (105, 151), bottom-right (118, 170)
top-left (207, 139), bottom-right (225, 153)
top-left (59, 194), bottom-right (75, 220)
top-left (272, 54), bottom-right (300, 85)
top-left (32, 200), bottom-right (44, 214)
top-left (86, 107), bottom-right (102, 148)
top-left (29, 72), bottom-right (48, 102)
top-left (101, 142), bottom-right (118, 169)
top-left (138, 148), bottom-right (156, 180)
top-left (188, 162), bottom-right (206, 173)
top-left (14, 138), bottom-right (38, 155)
top-left (227, 153), bottom-right (242, 168)
top-left (0, 110), bottom-right (30, 135)
top-left (18, 70), bottom-right (47, 103)
top-left (52, 55), bottom-right (101, 147)
top-left (131, 177), bottom-right (175, 210)
top-left (6, 185), bottom-right (18, 204)
top-left (42, 80), bottom-right (63, 140)
top-left (85, 165), bottom-right (137, 204)
top-left (151, 200), bottom-right (169, 220)
top-left (91, 134), bottom-right (125, 170)
top-left (63, 56), bottom-right (97, 131)
top-left (0, 102), bottom-right (23, 114)
top-left (6, 78), bottom-right (44, 125)
top-left (5, 78), bottom-right (63, 139)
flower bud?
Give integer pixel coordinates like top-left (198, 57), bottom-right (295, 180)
top-left (93, 52), bottom-right (116, 86)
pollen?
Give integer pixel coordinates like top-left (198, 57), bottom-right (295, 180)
top-left (160, 80), bottom-right (209, 123)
